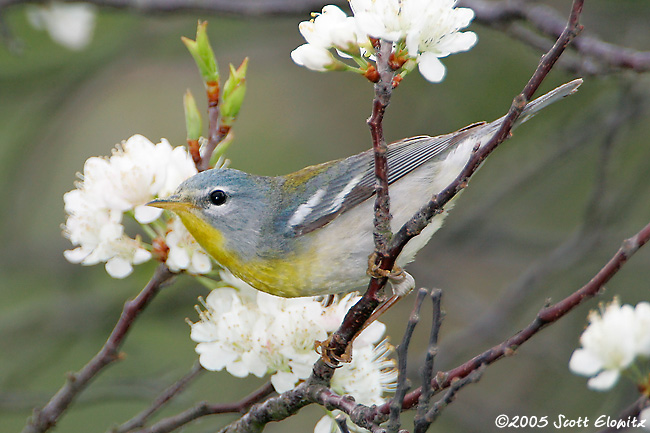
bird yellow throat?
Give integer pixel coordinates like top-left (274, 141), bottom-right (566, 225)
top-left (154, 203), bottom-right (313, 297)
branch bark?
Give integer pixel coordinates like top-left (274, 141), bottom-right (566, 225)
top-left (22, 265), bottom-right (175, 433)
top-left (389, 219), bottom-right (650, 414)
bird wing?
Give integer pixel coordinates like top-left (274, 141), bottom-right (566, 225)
top-left (284, 124), bottom-right (483, 236)
top-left (281, 79), bottom-right (583, 237)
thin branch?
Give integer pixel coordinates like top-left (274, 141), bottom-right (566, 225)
top-left (217, 381), bottom-right (314, 433)
top-left (111, 362), bottom-right (205, 433)
top-left (137, 381), bottom-right (275, 433)
top-left (414, 289), bottom-right (443, 433)
top-left (389, 219), bottom-right (650, 414)
top-left (22, 264), bottom-right (175, 433)
top-left (421, 366), bottom-right (485, 427)
top-left (387, 288), bottom-right (428, 433)
top-left (369, 39), bottom-right (396, 261)
top-left (196, 98), bottom-right (228, 172)
top-left (458, 0), bottom-right (650, 73)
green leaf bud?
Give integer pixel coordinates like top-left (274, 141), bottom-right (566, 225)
top-left (182, 21), bottom-right (219, 86)
top-left (183, 90), bottom-right (202, 141)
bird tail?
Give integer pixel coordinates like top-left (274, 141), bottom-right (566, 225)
top-left (516, 78), bottom-right (583, 126)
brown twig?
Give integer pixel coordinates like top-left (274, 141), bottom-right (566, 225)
top-left (111, 362), bottom-right (205, 433)
top-left (136, 381), bottom-right (275, 433)
top-left (413, 289), bottom-right (443, 433)
top-left (22, 264), bottom-right (175, 433)
top-left (421, 366), bottom-right (485, 426)
top-left (389, 219), bottom-right (650, 413)
top-left (369, 39), bottom-right (396, 262)
top-left (195, 79), bottom-right (222, 172)
top-left (217, 380), bottom-right (316, 433)
top-left (458, 0), bottom-right (650, 73)
top-left (387, 288), bottom-right (428, 433)
top-left (318, 39), bottom-right (400, 369)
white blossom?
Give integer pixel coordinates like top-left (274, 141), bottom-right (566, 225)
top-left (569, 299), bottom-right (650, 391)
top-left (190, 271), bottom-right (396, 401)
top-left (292, 0), bottom-right (477, 82)
top-left (164, 217), bottom-right (212, 274)
top-left (62, 134), bottom-right (207, 278)
top-left (299, 5), bottom-right (360, 51)
top-left (26, 2), bottom-right (96, 51)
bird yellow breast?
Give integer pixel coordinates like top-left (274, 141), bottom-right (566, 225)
top-left (175, 210), bottom-right (319, 297)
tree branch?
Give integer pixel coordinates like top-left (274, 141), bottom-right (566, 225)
top-left (390, 219), bottom-right (650, 414)
top-left (420, 366), bottom-right (485, 427)
top-left (458, 0), bottom-right (650, 73)
top-left (369, 39), bottom-right (396, 262)
top-left (22, 264), bottom-right (175, 433)
top-left (111, 362), bottom-right (205, 433)
top-left (134, 381), bottom-right (275, 433)
top-left (387, 288), bottom-right (428, 433)
top-left (413, 289), bottom-right (443, 433)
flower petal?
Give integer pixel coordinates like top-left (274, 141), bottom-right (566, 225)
top-left (418, 52), bottom-right (446, 82)
top-left (105, 257), bottom-right (133, 279)
top-left (291, 44), bottom-right (334, 71)
top-left (134, 205), bottom-right (162, 224)
top-left (587, 369), bottom-right (620, 391)
top-left (569, 348), bottom-right (604, 376)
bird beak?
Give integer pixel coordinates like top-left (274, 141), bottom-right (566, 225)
top-left (146, 195), bottom-right (194, 212)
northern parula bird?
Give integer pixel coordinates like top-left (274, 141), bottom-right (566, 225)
top-left (149, 79), bottom-right (581, 298)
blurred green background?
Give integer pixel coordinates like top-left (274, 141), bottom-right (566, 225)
top-left (1, 1), bottom-right (649, 432)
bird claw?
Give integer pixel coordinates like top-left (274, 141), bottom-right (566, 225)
top-left (315, 336), bottom-right (352, 367)
top-left (366, 253), bottom-right (415, 296)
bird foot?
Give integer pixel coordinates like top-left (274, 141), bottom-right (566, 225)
top-left (367, 253), bottom-right (415, 296)
top-left (315, 335), bottom-right (352, 367)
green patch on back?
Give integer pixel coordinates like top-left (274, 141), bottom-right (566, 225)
top-left (282, 159), bottom-right (340, 190)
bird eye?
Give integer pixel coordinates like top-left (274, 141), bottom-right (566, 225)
top-left (209, 189), bottom-right (228, 206)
